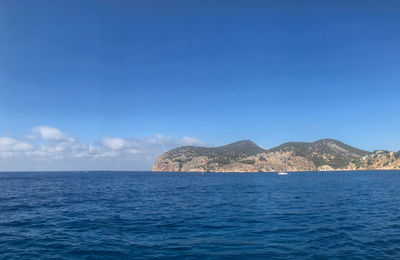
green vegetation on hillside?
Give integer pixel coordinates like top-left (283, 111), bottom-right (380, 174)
top-left (207, 157), bottom-right (231, 166)
top-left (161, 138), bottom-right (373, 170)
top-left (167, 140), bottom-right (266, 161)
top-left (351, 158), bottom-right (364, 169)
top-left (268, 139), bottom-right (369, 169)
top-left (241, 159), bottom-right (256, 164)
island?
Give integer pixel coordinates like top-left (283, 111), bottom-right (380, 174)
top-left (152, 139), bottom-right (400, 172)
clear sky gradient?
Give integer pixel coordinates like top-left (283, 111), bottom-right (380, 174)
top-left (1, 1), bottom-right (399, 170)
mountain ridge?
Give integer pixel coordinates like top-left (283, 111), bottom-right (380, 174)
top-left (152, 139), bottom-right (400, 172)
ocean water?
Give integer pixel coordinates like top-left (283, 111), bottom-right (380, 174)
top-left (1, 171), bottom-right (400, 259)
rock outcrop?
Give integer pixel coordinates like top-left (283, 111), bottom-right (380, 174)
top-left (152, 139), bottom-right (400, 172)
top-left (347, 151), bottom-right (400, 170)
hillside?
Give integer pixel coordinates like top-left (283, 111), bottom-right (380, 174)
top-left (152, 139), bottom-right (399, 172)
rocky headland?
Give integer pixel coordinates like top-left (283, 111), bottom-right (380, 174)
top-left (152, 139), bottom-right (400, 172)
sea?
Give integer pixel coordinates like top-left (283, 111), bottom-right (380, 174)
top-left (1, 171), bottom-right (400, 259)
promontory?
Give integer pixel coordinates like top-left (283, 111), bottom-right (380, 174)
top-left (152, 139), bottom-right (400, 172)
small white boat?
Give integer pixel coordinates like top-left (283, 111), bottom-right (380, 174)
top-left (277, 172), bottom-right (288, 175)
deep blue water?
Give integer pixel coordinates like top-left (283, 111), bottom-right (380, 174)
top-left (1, 171), bottom-right (400, 259)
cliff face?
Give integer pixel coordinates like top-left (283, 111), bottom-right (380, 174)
top-left (347, 151), bottom-right (400, 171)
top-left (152, 139), bottom-right (400, 172)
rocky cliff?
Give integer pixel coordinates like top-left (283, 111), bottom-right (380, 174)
top-left (347, 150), bottom-right (400, 171)
top-left (152, 139), bottom-right (400, 172)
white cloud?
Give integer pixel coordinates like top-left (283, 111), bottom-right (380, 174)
top-left (100, 137), bottom-right (127, 150)
top-left (0, 137), bottom-right (33, 152)
top-left (32, 126), bottom-right (66, 140)
top-left (0, 126), bottom-right (208, 171)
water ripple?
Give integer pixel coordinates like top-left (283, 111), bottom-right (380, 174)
top-left (1, 171), bottom-right (400, 259)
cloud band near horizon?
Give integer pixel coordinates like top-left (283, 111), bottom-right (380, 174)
top-left (0, 126), bottom-right (208, 171)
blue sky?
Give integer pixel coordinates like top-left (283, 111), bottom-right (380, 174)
top-left (1, 1), bottom-right (399, 170)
